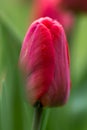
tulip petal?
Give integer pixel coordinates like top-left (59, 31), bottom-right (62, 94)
top-left (25, 22), bottom-right (55, 105)
top-left (40, 19), bottom-right (70, 106)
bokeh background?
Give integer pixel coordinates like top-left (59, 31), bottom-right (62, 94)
top-left (0, 0), bottom-right (87, 130)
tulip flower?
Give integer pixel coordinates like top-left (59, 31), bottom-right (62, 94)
top-left (19, 17), bottom-right (70, 107)
top-left (61, 0), bottom-right (87, 13)
top-left (31, 0), bottom-right (75, 33)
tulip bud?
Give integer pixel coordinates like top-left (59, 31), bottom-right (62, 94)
top-left (61, 0), bottom-right (87, 13)
top-left (19, 17), bottom-right (70, 107)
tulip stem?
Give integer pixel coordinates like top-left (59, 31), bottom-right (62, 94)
top-left (31, 102), bottom-right (43, 130)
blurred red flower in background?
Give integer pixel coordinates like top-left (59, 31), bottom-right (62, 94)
top-left (19, 17), bottom-right (70, 107)
top-left (61, 0), bottom-right (87, 13)
top-left (31, 0), bottom-right (75, 34)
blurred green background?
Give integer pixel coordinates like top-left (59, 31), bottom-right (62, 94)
top-left (0, 0), bottom-right (87, 130)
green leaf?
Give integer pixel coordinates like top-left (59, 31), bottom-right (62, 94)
top-left (71, 15), bottom-right (87, 86)
top-left (0, 13), bottom-right (33, 130)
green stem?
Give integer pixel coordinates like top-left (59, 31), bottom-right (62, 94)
top-left (31, 102), bottom-right (43, 130)
top-left (41, 108), bottom-right (50, 130)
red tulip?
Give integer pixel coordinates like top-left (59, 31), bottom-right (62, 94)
top-left (61, 0), bottom-right (87, 13)
top-left (31, 0), bottom-right (75, 33)
top-left (19, 17), bottom-right (70, 107)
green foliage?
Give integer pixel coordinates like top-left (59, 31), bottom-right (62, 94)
top-left (0, 0), bottom-right (87, 130)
